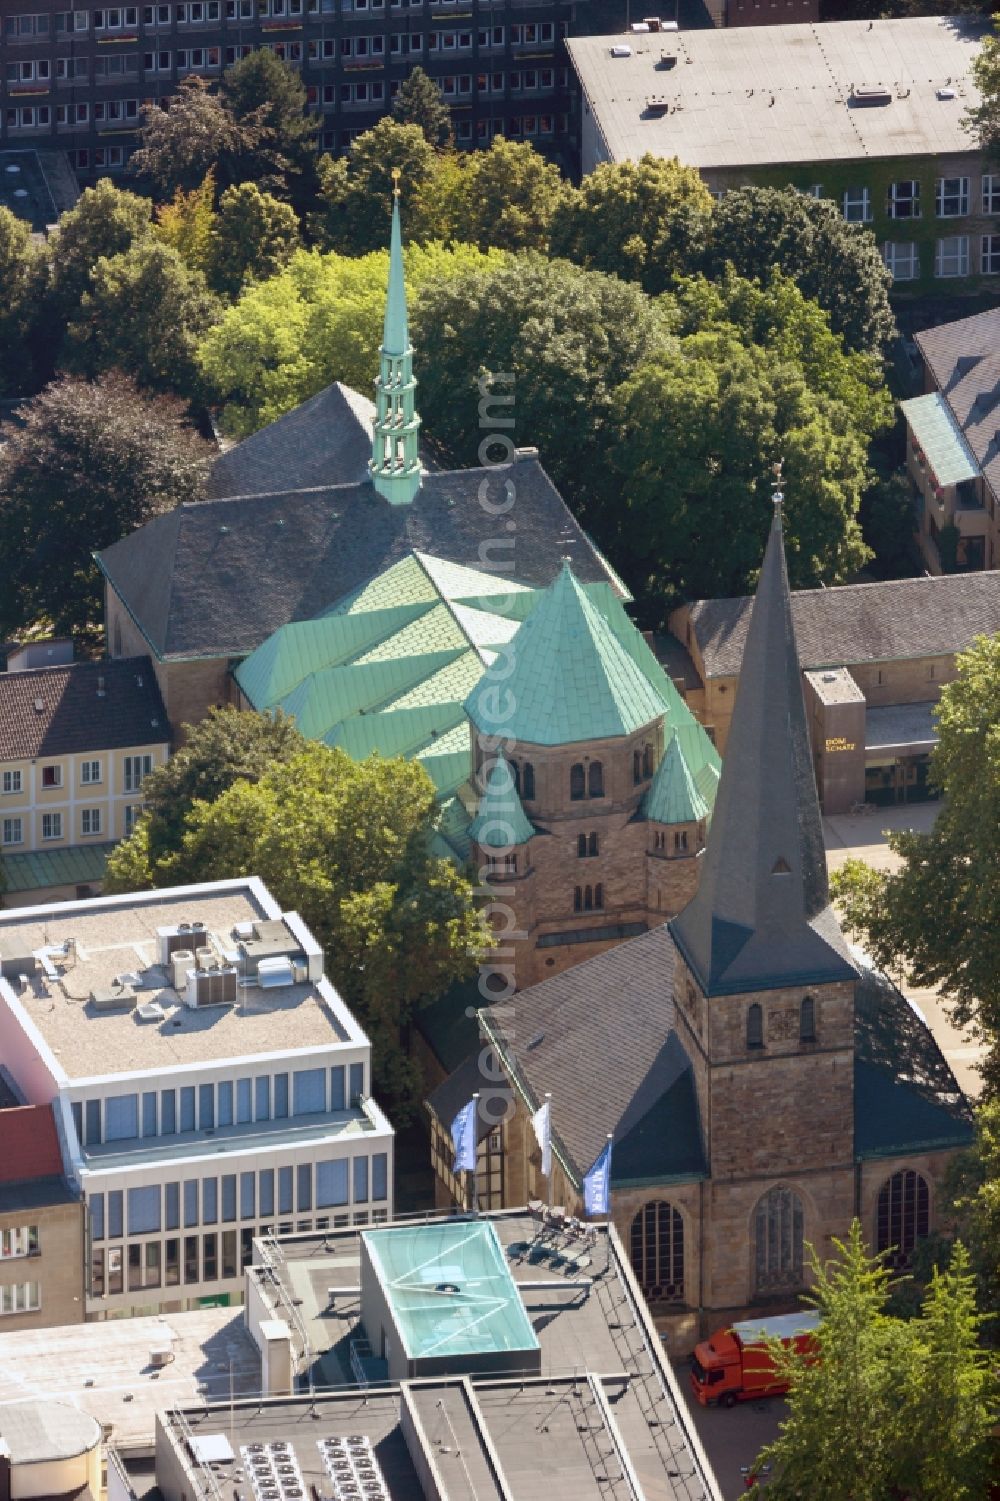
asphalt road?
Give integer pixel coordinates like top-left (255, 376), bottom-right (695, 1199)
top-left (673, 1360), bottom-right (787, 1498)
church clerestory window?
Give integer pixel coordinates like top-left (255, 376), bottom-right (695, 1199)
top-left (522, 762), bottom-right (535, 801)
top-left (588, 761), bottom-right (604, 798)
top-left (799, 995), bottom-right (816, 1043)
top-left (754, 1185), bottom-right (804, 1294)
top-left (875, 1170), bottom-right (929, 1270)
top-left (629, 1200), bottom-right (684, 1303)
top-left (570, 763), bottom-right (585, 801)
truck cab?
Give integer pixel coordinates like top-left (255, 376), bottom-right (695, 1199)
top-left (690, 1311), bottom-right (821, 1408)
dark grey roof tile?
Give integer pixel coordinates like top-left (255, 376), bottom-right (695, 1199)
top-left (0, 657), bottom-right (168, 760)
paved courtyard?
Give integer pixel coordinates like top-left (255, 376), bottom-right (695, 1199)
top-left (823, 801), bottom-right (983, 1098)
top-left (672, 1361), bottom-right (785, 1497)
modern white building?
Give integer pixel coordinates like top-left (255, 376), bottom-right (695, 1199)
top-left (0, 877), bottom-right (394, 1319)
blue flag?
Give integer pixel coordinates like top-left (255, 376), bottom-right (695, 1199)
top-left (451, 1098), bottom-right (477, 1174)
top-left (583, 1140), bottom-right (612, 1217)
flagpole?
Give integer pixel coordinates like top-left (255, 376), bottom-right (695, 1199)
top-left (545, 1093), bottom-right (553, 1211)
top-left (470, 1091), bottom-right (479, 1217)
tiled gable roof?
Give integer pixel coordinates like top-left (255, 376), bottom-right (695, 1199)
top-left (0, 658), bottom-right (168, 761)
top-left (0, 1104), bottom-right (64, 1185)
top-left (207, 382), bottom-right (376, 500)
top-left (97, 460), bottom-right (618, 662)
top-left (688, 571), bottom-right (1000, 680)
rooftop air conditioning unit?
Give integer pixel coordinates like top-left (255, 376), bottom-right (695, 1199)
top-left (171, 950), bottom-right (194, 990)
top-left (611, 44), bottom-right (632, 57)
top-left (185, 965), bottom-right (238, 1009)
top-left (194, 946), bottom-right (215, 971)
top-left (852, 85), bottom-right (892, 105)
top-left (157, 923), bottom-right (204, 965)
top-left (91, 985), bottom-right (137, 1012)
top-left (136, 1000), bottom-right (166, 1023)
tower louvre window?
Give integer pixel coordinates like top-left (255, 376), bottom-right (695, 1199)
top-left (799, 995), bottom-right (816, 1043)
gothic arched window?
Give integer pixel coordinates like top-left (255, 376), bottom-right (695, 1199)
top-left (570, 763), bottom-right (585, 801)
top-left (588, 761), bottom-right (604, 798)
top-left (754, 1186), bottom-right (804, 1294)
top-left (875, 1170), bottom-right (929, 1270)
top-left (522, 762), bottom-right (535, 801)
top-left (747, 1002), bottom-right (764, 1050)
top-left (629, 1201), bottom-right (684, 1303)
top-left (800, 995), bottom-right (816, 1043)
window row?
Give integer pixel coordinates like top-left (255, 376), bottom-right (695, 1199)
top-left (839, 177), bottom-right (1000, 222)
top-left (746, 995), bottom-right (816, 1049)
top-left (3, 2), bottom-right (556, 31)
top-left (0, 1280), bottom-right (40, 1315)
top-left (883, 235), bottom-right (1000, 282)
top-left (0, 757), bottom-right (151, 793)
top-left (89, 1156), bottom-right (389, 1242)
top-left (1, 807), bottom-right (115, 844)
top-left (73, 1062), bottom-right (366, 1146)
top-left (630, 1172), bottom-right (932, 1306)
top-left (573, 883), bottom-right (603, 912)
top-left (0, 1225), bottom-right (39, 1260)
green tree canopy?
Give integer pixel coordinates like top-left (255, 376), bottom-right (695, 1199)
top-left (110, 741), bottom-right (487, 1111)
top-left (550, 154), bottom-right (713, 294)
top-left (310, 119), bottom-right (443, 252)
top-left (65, 240), bottom-right (221, 397)
top-left (391, 65), bottom-right (453, 148)
top-left (411, 251), bottom-right (672, 485)
top-left (0, 373), bottom-right (212, 639)
top-left (0, 207), bottom-right (47, 395)
top-left (130, 77), bottom-right (259, 199)
top-left (831, 633), bottom-right (1000, 1087)
top-left (966, 15), bottom-right (1000, 162)
top-left (456, 137), bottom-right (570, 252)
top-left (154, 172), bottom-right (217, 277)
top-left (197, 239), bottom-right (503, 435)
top-left (753, 1223), bottom-right (993, 1501)
top-left (705, 186), bottom-right (896, 355)
top-left (108, 707), bottom-right (308, 873)
top-left (207, 182), bottom-right (301, 297)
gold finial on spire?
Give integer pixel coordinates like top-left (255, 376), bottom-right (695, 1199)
top-left (391, 166), bottom-right (401, 198)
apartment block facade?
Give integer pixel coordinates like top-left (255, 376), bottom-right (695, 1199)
top-left (0, 0), bottom-right (573, 177)
top-left (0, 877), bottom-right (394, 1319)
top-left (0, 1101), bottom-right (85, 1331)
top-left (0, 653), bottom-right (169, 905)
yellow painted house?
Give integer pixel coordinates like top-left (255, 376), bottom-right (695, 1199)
top-left (0, 655), bottom-right (169, 906)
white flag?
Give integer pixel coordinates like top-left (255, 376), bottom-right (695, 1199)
top-left (531, 1100), bottom-right (552, 1179)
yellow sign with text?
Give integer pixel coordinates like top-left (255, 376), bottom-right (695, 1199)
top-left (825, 737), bottom-right (856, 753)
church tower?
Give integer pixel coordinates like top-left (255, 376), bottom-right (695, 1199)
top-left (369, 172), bottom-right (422, 505)
top-left (669, 495), bottom-right (858, 1310)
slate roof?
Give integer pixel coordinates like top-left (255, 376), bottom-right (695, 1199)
top-left (0, 658), bottom-right (168, 761)
top-left (207, 383), bottom-right (377, 501)
top-left (479, 924), bottom-right (708, 1186)
top-left (466, 562), bottom-right (668, 747)
top-left (914, 308), bottom-right (1000, 504)
top-left (671, 506), bottom-right (857, 997)
top-left (0, 1104), bottom-right (65, 1185)
top-left (96, 459), bottom-right (619, 663)
top-left (686, 571), bottom-right (1000, 680)
top-left (853, 961), bottom-right (973, 1157)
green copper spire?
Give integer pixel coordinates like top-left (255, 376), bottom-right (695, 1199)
top-left (469, 759), bottom-right (535, 848)
top-left (370, 172), bottom-right (422, 505)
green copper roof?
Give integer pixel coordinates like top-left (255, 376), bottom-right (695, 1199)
top-left (468, 759), bottom-right (535, 848)
top-left (328, 556), bottom-right (439, 616)
top-left (465, 562), bottom-right (669, 747)
top-left (1, 842), bottom-right (116, 894)
top-left (643, 734), bottom-right (710, 825)
top-left (900, 392), bottom-right (979, 488)
top-left (383, 191), bottom-right (409, 357)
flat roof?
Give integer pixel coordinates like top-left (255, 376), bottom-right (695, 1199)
top-left (0, 882), bottom-right (349, 1081)
top-left (865, 700), bottom-right (939, 755)
top-left (364, 1220), bottom-right (540, 1362)
top-left (804, 667), bottom-right (865, 707)
top-left (0, 1308), bottom-right (261, 1446)
top-left (240, 1210), bottom-right (719, 1500)
top-left (567, 16), bottom-right (986, 170)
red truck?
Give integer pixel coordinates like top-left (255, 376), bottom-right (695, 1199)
top-left (690, 1310), bottom-right (820, 1407)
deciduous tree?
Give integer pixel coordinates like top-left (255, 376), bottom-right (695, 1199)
top-left (65, 240), bottom-right (221, 397)
top-left (550, 154), bottom-right (713, 294)
top-left (705, 186), bottom-right (896, 355)
top-left (456, 137), bottom-right (570, 252)
top-left (0, 373), bottom-right (212, 639)
top-left (0, 207), bottom-right (47, 394)
top-left (207, 182), bottom-right (301, 296)
top-left (310, 120), bottom-right (443, 252)
top-left (221, 47), bottom-right (319, 205)
top-left (112, 741), bottom-right (487, 1113)
top-left (831, 633), bottom-right (1000, 1088)
top-left (130, 77), bottom-right (258, 199)
top-left (155, 171), bottom-right (217, 276)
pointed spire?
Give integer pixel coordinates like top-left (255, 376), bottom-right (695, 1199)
top-left (643, 733), bottom-right (709, 827)
top-left (370, 170), bottom-right (422, 506)
top-left (465, 561), bottom-right (667, 746)
top-left (469, 759), bottom-right (535, 848)
top-left (669, 486), bottom-right (856, 996)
